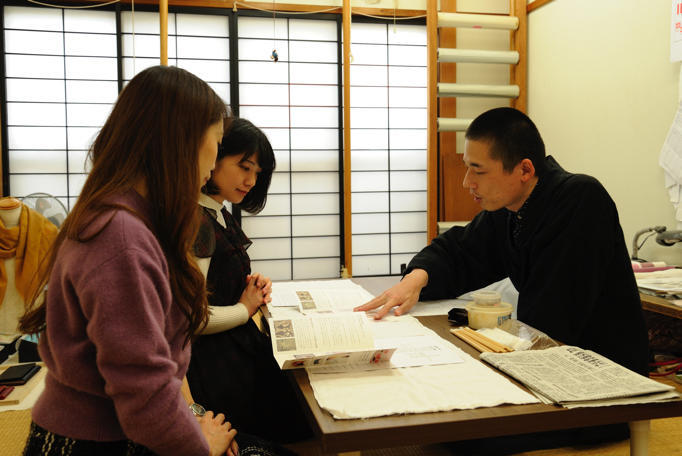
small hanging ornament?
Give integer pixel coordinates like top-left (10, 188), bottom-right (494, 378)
top-left (270, 49), bottom-right (279, 62)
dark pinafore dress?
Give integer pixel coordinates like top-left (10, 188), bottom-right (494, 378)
top-left (187, 207), bottom-right (311, 444)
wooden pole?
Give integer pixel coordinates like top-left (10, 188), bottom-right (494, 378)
top-left (160, 0), bottom-right (168, 65)
top-left (426, 0), bottom-right (438, 241)
top-left (342, 0), bottom-right (352, 276)
top-left (510, 0), bottom-right (527, 112)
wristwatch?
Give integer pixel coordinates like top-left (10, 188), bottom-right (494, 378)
top-left (189, 402), bottom-right (206, 417)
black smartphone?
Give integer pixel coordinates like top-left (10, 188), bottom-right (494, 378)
top-left (0, 363), bottom-right (40, 386)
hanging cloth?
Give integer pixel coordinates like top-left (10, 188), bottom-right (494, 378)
top-left (0, 205), bottom-right (58, 307)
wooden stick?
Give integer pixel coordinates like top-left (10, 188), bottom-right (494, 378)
top-left (461, 327), bottom-right (513, 353)
top-left (450, 328), bottom-right (492, 353)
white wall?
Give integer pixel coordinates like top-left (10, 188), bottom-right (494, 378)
top-left (528, 0), bottom-right (682, 263)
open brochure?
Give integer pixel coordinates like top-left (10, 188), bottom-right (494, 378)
top-left (480, 346), bottom-right (679, 407)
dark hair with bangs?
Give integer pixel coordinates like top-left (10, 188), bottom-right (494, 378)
top-left (465, 107), bottom-right (546, 176)
top-left (20, 65), bottom-right (228, 344)
top-left (203, 118), bottom-right (275, 214)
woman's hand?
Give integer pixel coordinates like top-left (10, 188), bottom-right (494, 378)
top-left (239, 274), bottom-right (266, 316)
top-left (251, 272), bottom-right (272, 304)
top-left (198, 411), bottom-right (237, 456)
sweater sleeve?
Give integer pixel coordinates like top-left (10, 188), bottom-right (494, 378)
top-left (78, 247), bottom-right (209, 456)
top-left (200, 304), bottom-right (249, 335)
top-left (406, 211), bottom-right (508, 300)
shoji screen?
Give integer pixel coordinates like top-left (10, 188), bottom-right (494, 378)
top-left (3, 6), bottom-right (117, 209)
top-left (238, 15), bottom-right (341, 281)
top-left (350, 22), bottom-right (428, 276)
top-left (121, 11), bottom-right (230, 104)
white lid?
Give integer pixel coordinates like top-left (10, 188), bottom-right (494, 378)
top-left (470, 290), bottom-right (501, 306)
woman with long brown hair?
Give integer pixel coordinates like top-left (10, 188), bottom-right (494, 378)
top-left (20, 65), bottom-right (235, 456)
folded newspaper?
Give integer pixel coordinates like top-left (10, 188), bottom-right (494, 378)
top-left (480, 346), bottom-right (680, 407)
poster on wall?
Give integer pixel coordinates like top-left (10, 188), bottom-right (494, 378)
top-left (672, 0), bottom-right (682, 61)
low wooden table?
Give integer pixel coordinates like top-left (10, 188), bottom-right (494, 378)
top-left (290, 314), bottom-right (682, 455)
top-left (640, 293), bottom-right (682, 320)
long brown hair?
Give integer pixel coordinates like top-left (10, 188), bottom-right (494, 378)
top-left (20, 66), bottom-right (228, 344)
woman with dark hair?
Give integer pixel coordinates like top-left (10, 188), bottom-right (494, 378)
top-left (187, 118), bottom-right (311, 444)
top-left (20, 65), bottom-right (236, 456)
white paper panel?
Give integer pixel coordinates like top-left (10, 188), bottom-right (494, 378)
top-left (5, 6), bottom-right (62, 31)
top-left (7, 103), bottom-right (65, 127)
top-left (65, 33), bottom-right (117, 57)
top-left (68, 150), bottom-right (91, 173)
top-left (292, 215), bottom-right (339, 236)
top-left (293, 258), bottom-right (340, 280)
top-left (7, 79), bottom-right (65, 103)
top-left (389, 66), bottom-right (427, 88)
top-left (122, 34), bottom-right (167, 58)
top-left (388, 45), bottom-right (427, 66)
top-left (289, 41), bottom-right (337, 63)
top-left (67, 127), bottom-right (99, 151)
top-left (351, 44), bottom-right (387, 65)
top-left (352, 192), bottom-right (389, 213)
top-left (290, 85), bottom-right (338, 106)
top-left (6, 55), bottom-right (64, 78)
top-left (352, 234), bottom-right (389, 255)
top-left (351, 129), bottom-right (388, 150)
top-left (239, 106), bottom-right (290, 128)
top-left (8, 150), bottom-right (67, 174)
top-left (291, 107), bottom-right (337, 128)
top-left (65, 57), bottom-right (117, 80)
top-left (290, 129), bottom-right (338, 150)
top-left (177, 37), bottom-right (229, 60)
top-left (352, 213), bottom-right (389, 234)
top-left (390, 149), bottom-right (427, 170)
top-left (290, 63), bottom-right (337, 85)
top-left (351, 66), bottom-right (388, 87)
top-left (390, 171), bottom-right (427, 191)
top-left (391, 232), bottom-right (427, 253)
top-left (352, 255), bottom-right (390, 276)
top-left (67, 104), bottom-right (112, 127)
top-left (241, 215), bottom-right (291, 238)
top-left (66, 80), bottom-right (118, 103)
top-left (351, 108), bottom-right (387, 129)
top-left (289, 19), bottom-right (336, 41)
top-left (388, 25), bottom-right (426, 45)
top-left (351, 149), bottom-right (387, 171)
top-left (390, 191), bottom-right (426, 212)
top-left (352, 171), bottom-right (388, 192)
top-left (239, 39), bottom-right (290, 62)
top-left (268, 173), bottom-right (291, 194)
top-left (389, 129), bottom-right (427, 149)
top-left (8, 127), bottom-right (65, 150)
top-left (250, 259), bottom-right (291, 281)
top-left (248, 237), bottom-right (291, 260)
top-left (389, 108), bottom-right (427, 129)
top-left (351, 23), bottom-right (387, 44)
top-left (391, 212), bottom-right (427, 232)
top-left (273, 150), bottom-right (290, 172)
top-left (68, 173), bottom-right (87, 196)
top-left (253, 194), bottom-right (290, 216)
top-left (350, 86), bottom-right (388, 108)
top-left (9, 174), bottom-right (67, 197)
top-left (389, 87), bottom-right (427, 108)
top-left (292, 194), bottom-right (339, 215)
top-left (290, 150), bottom-right (338, 172)
top-left (240, 83), bottom-right (289, 106)
top-left (121, 11), bottom-right (174, 34)
top-left (237, 17), bottom-right (288, 39)
top-left (391, 254), bottom-right (415, 275)
top-left (260, 129), bottom-right (290, 149)
top-left (177, 14), bottom-right (228, 37)
top-left (293, 237), bottom-right (339, 258)
top-left (239, 61), bottom-right (289, 83)
top-left (64, 9), bottom-right (116, 33)
top-left (291, 172), bottom-right (338, 194)
top-left (177, 59), bottom-right (230, 83)
top-left (207, 82), bottom-right (230, 104)
top-left (5, 30), bottom-right (63, 54)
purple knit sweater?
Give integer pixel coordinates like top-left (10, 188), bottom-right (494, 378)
top-left (32, 190), bottom-right (209, 455)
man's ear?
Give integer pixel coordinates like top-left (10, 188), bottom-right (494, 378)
top-left (518, 158), bottom-right (536, 183)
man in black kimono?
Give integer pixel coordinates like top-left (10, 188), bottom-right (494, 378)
top-left (356, 107), bottom-right (649, 451)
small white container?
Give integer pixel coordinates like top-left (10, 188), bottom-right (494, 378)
top-left (466, 290), bottom-right (513, 329)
